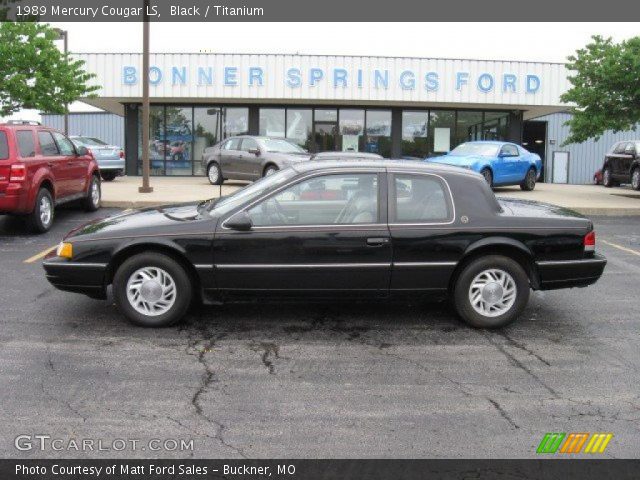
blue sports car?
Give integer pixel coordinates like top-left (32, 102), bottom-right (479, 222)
top-left (427, 141), bottom-right (542, 190)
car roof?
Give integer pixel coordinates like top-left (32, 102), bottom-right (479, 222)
top-left (291, 159), bottom-right (481, 177)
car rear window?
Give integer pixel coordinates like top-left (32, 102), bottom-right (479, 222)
top-left (16, 130), bottom-right (36, 157)
top-left (0, 131), bottom-right (8, 160)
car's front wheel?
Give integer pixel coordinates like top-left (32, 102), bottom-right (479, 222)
top-left (453, 255), bottom-right (530, 329)
top-left (207, 162), bottom-right (223, 185)
top-left (520, 168), bottom-right (536, 191)
top-left (113, 252), bottom-right (193, 327)
top-left (480, 168), bottom-right (493, 188)
top-left (602, 166), bottom-right (613, 187)
top-left (631, 167), bottom-right (640, 191)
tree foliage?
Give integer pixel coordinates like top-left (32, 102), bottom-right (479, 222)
top-left (561, 35), bottom-right (640, 145)
top-left (0, 22), bottom-right (100, 117)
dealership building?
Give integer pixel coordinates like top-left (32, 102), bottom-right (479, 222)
top-left (44, 52), bottom-right (638, 184)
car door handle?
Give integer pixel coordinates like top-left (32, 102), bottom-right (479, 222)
top-left (366, 237), bottom-right (390, 246)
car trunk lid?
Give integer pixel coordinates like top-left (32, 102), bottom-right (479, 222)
top-left (498, 197), bottom-right (587, 220)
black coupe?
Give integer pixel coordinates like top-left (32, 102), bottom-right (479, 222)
top-left (44, 160), bottom-right (606, 329)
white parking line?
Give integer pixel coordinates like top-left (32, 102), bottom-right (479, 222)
top-left (601, 240), bottom-right (640, 257)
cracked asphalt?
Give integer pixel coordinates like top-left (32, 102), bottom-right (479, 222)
top-left (0, 208), bottom-right (639, 459)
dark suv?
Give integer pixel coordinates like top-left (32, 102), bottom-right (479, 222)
top-left (0, 121), bottom-right (101, 233)
top-left (602, 140), bottom-right (640, 190)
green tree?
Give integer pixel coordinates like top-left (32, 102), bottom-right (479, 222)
top-left (0, 22), bottom-right (99, 117)
top-left (561, 35), bottom-right (640, 145)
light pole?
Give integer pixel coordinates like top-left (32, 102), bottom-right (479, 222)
top-left (52, 28), bottom-right (69, 135)
top-left (139, 0), bottom-right (153, 193)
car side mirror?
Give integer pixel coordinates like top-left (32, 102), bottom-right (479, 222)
top-left (76, 146), bottom-right (89, 156)
top-left (225, 211), bottom-right (253, 231)
top-left (248, 148), bottom-right (261, 156)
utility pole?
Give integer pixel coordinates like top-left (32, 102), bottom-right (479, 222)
top-left (52, 29), bottom-right (69, 135)
top-left (139, 0), bottom-right (153, 193)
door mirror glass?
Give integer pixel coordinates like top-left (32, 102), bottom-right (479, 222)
top-left (225, 211), bottom-right (253, 231)
top-left (248, 148), bottom-right (260, 156)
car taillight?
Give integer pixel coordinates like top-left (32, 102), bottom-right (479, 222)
top-left (584, 231), bottom-right (596, 253)
top-left (119, 150), bottom-right (125, 158)
top-left (9, 164), bottom-right (26, 182)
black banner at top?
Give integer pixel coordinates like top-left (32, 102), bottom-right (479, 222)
top-left (1, 0), bottom-right (640, 22)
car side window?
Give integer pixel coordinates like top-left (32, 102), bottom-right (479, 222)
top-left (38, 132), bottom-right (60, 156)
top-left (613, 143), bottom-right (626, 154)
top-left (224, 138), bottom-right (241, 151)
top-left (246, 173), bottom-right (379, 227)
top-left (0, 131), bottom-right (8, 160)
top-left (241, 138), bottom-right (259, 152)
top-left (392, 174), bottom-right (451, 223)
top-left (52, 132), bottom-right (76, 156)
top-left (16, 130), bottom-right (36, 157)
top-left (500, 144), bottom-right (519, 156)
top-left (624, 143), bottom-right (635, 155)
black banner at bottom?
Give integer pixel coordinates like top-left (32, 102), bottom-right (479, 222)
top-left (1, 459), bottom-right (639, 480)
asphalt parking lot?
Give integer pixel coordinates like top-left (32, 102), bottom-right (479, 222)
top-left (0, 207), bottom-right (639, 459)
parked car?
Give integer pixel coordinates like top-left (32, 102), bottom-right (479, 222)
top-left (71, 136), bottom-right (124, 182)
top-left (427, 141), bottom-right (542, 190)
top-left (44, 159), bottom-right (605, 329)
top-left (0, 121), bottom-right (101, 233)
top-left (601, 141), bottom-right (640, 190)
top-left (311, 151), bottom-right (383, 161)
top-left (202, 136), bottom-right (310, 185)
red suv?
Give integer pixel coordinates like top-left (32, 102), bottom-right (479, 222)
top-left (0, 121), bottom-right (101, 233)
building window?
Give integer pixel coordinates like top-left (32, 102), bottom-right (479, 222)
top-left (364, 110), bottom-right (392, 157)
top-left (314, 108), bottom-right (338, 152)
top-left (222, 107), bottom-right (249, 138)
top-left (165, 107), bottom-right (193, 176)
top-left (428, 110), bottom-right (455, 156)
top-left (483, 112), bottom-right (510, 141)
top-left (286, 108), bottom-right (312, 149)
top-left (194, 107), bottom-right (222, 176)
top-left (339, 109), bottom-right (364, 152)
top-left (138, 105), bottom-right (166, 175)
top-left (259, 108), bottom-right (286, 137)
top-left (401, 111), bottom-right (429, 159)
top-left (455, 111), bottom-right (484, 147)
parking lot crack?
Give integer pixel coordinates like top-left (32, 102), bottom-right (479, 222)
top-left (249, 341), bottom-right (282, 375)
top-left (498, 332), bottom-right (551, 366)
top-left (40, 351), bottom-right (87, 423)
top-left (487, 398), bottom-right (519, 429)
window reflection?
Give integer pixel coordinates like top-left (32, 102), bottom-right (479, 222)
top-left (194, 107), bottom-right (222, 176)
top-left (259, 108), bottom-right (286, 137)
top-left (286, 109), bottom-right (312, 149)
top-left (364, 110), bottom-right (391, 157)
top-left (401, 111), bottom-right (429, 159)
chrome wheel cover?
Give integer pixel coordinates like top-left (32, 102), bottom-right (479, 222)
top-left (208, 164), bottom-right (219, 183)
top-left (633, 170), bottom-right (640, 190)
top-left (91, 179), bottom-right (100, 206)
top-left (39, 195), bottom-right (52, 226)
top-left (603, 169), bottom-right (610, 185)
top-left (265, 167), bottom-right (277, 176)
top-left (126, 267), bottom-right (177, 316)
top-left (468, 268), bottom-right (517, 318)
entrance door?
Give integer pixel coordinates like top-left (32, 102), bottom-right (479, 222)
top-left (522, 120), bottom-right (547, 182)
top-left (314, 122), bottom-right (338, 152)
top-left (552, 151), bottom-right (569, 183)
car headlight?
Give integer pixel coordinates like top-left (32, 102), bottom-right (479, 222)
top-left (56, 242), bottom-right (73, 259)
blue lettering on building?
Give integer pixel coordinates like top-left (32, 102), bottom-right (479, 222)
top-left (333, 68), bottom-right (348, 88)
top-left (526, 75), bottom-right (540, 94)
top-left (425, 72), bottom-right (439, 91)
top-left (309, 68), bottom-right (323, 86)
top-left (149, 66), bottom-right (162, 86)
top-left (456, 72), bottom-right (469, 91)
top-left (477, 73), bottom-right (494, 93)
top-left (172, 67), bottom-right (187, 86)
top-left (198, 67), bottom-right (213, 85)
top-left (286, 68), bottom-right (301, 88)
top-left (224, 67), bottom-right (238, 86)
top-left (399, 71), bottom-right (415, 90)
top-left (502, 74), bottom-right (516, 93)
top-left (249, 67), bottom-right (264, 86)
top-left (374, 70), bottom-right (389, 89)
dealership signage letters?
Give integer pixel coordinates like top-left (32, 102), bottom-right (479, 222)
top-left (122, 66), bottom-right (541, 94)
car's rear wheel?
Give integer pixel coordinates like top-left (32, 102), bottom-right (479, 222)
top-left (28, 188), bottom-right (54, 233)
top-left (480, 168), bottom-right (493, 188)
top-left (113, 252), bottom-right (192, 327)
top-left (602, 167), bottom-right (613, 187)
top-left (631, 167), bottom-right (640, 191)
top-left (520, 168), bottom-right (536, 191)
top-left (84, 174), bottom-right (101, 212)
top-left (207, 162), bottom-right (223, 185)
top-left (263, 165), bottom-right (279, 177)
top-left (101, 171), bottom-right (117, 182)
top-left (453, 255), bottom-right (530, 329)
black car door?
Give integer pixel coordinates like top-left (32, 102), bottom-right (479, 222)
top-left (388, 171), bottom-right (458, 294)
top-left (622, 142), bottom-right (636, 178)
top-left (213, 169), bottom-right (392, 297)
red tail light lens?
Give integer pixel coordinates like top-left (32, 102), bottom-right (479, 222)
top-left (9, 164), bottom-right (26, 182)
top-left (584, 231), bottom-right (595, 252)
top-left (119, 150), bottom-right (125, 158)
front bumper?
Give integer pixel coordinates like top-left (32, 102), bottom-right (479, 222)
top-left (535, 254), bottom-right (607, 290)
top-left (43, 257), bottom-right (108, 299)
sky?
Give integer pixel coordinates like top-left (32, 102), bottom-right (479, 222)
top-left (4, 22), bottom-right (639, 120)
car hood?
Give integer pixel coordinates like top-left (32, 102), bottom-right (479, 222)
top-left (427, 155), bottom-right (485, 167)
top-left (65, 203), bottom-right (215, 242)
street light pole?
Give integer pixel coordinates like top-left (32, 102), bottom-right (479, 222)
top-left (139, 0), bottom-right (153, 193)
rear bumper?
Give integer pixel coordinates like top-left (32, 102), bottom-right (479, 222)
top-left (536, 254), bottom-right (607, 290)
top-left (43, 257), bottom-right (108, 299)
top-left (97, 159), bottom-right (125, 171)
top-left (0, 188), bottom-right (30, 214)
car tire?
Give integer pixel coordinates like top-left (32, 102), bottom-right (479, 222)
top-left (101, 171), bottom-right (117, 182)
top-left (84, 174), bottom-right (101, 212)
top-left (480, 168), bottom-right (493, 188)
top-left (28, 188), bottom-right (54, 233)
top-left (520, 168), bottom-right (536, 191)
top-left (453, 255), bottom-right (530, 329)
top-left (263, 165), bottom-right (279, 177)
top-left (207, 162), bottom-right (223, 185)
top-left (631, 167), bottom-right (640, 191)
top-left (113, 252), bottom-right (193, 328)
top-left (602, 167), bottom-right (613, 187)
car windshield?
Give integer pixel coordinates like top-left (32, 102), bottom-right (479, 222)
top-left (75, 137), bottom-right (108, 146)
top-left (209, 168), bottom-right (298, 215)
top-left (449, 143), bottom-right (500, 157)
top-left (259, 138), bottom-right (306, 154)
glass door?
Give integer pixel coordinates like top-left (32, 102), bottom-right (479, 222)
top-left (313, 109), bottom-right (338, 152)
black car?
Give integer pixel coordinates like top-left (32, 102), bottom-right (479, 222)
top-left (602, 140), bottom-right (640, 190)
top-left (43, 160), bottom-right (606, 329)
